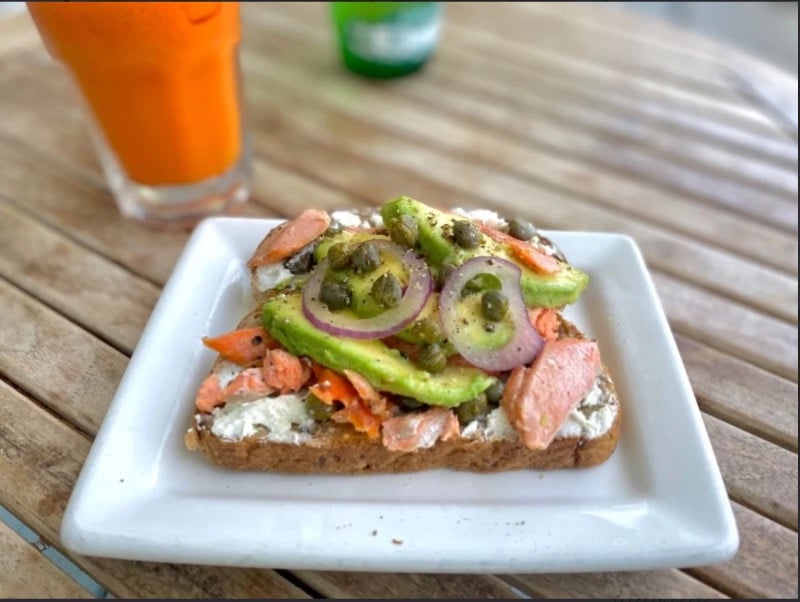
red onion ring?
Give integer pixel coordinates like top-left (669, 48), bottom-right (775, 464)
top-left (439, 256), bottom-right (544, 371)
top-left (302, 239), bottom-right (432, 339)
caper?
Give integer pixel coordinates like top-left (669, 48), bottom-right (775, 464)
top-left (455, 394), bottom-right (489, 425)
top-left (397, 396), bottom-right (424, 410)
top-left (327, 242), bottom-right (352, 271)
top-left (350, 241), bottom-right (381, 274)
top-left (481, 289), bottom-right (509, 321)
top-left (409, 316), bottom-right (444, 344)
top-left (507, 218), bottom-right (535, 241)
top-left (389, 215), bottom-right (419, 248)
top-left (452, 220), bottom-right (481, 249)
top-left (371, 272), bottom-right (402, 309)
top-left (284, 243), bottom-right (316, 274)
top-left (417, 343), bottom-right (447, 373)
top-left (461, 273), bottom-right (500, 298)
top-left (437, 259), bottom-right (459, 288)
top-left (319, 279), bottom-right (351, 311)
top-left (306, 393), bottom-right (335, 422)
top-left (484, 380), bottom-right (504, 405)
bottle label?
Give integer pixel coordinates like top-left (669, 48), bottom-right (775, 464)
top-left (345, 4), bottom-right (442, 64)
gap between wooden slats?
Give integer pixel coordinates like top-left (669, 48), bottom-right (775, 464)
top-left (0, 520), bottom-right (92, 599)
top-left (243, 8), bottom-right (799, 231)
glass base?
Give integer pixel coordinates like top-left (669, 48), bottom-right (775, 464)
top-left (75, 76), bottom-right (252, 231)
top-left (109, 150), bottom-right (251, 230)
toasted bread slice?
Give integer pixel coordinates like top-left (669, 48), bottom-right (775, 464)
top-left (185, 311), bottom-right (621, 473)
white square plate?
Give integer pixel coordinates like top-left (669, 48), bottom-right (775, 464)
top-left (61, 217), bottom-right (738, 573)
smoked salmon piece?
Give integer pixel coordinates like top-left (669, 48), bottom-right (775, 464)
top-left (343, 369), bottom-right (396, 419)
top-left (528, 307), bottom-right (560, 341)
top-left (195, 373), bottom-right (225, 413)
top-left (222, 367), bottom-right (273, 399)
top-left (502, 339), bottom-right (601, 450)
top-left (248, 209), bottom-right (331, 268)
top-left (309, 364), bottom-right (384, 439)
top-left (478, 223), bottom-right (560, 275)
top-left (202, 327), bottom-right (274, 366)
top-left (263, 349), bottom-right (311, 394)
top-left (382, 407), bottom-right (459, 452)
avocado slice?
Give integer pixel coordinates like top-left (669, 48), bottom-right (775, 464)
top-left (381, 196), bottom-right (589, 307)
top-left (262, 293), bottom-right (496, 407)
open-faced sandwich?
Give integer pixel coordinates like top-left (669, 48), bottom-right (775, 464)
top-left (185, 196), bottom-right (621, 473)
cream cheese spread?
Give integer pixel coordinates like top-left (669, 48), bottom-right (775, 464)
top-left (210, 394), bottom-right (315, 444)
top-left (452, 207), bottom-right (508, 231)
top-left (215, 360), bottom-right (246, 389)
top-left (254, 262), bottom-right (294, 292)
top-left (331, 208), bottom-right (384, 230)
top-left (462, 376), bottom-right (618, 442)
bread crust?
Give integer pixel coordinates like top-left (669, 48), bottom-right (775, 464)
top-left (186, 403), bottom-right (620, 473)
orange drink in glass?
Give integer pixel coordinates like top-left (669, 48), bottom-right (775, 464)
top-left (27, 2), bottom-right (251, 228)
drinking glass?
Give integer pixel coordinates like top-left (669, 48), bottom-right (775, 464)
top-left (27, 2), bottom-right (251, 229)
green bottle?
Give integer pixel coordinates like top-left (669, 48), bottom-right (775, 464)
top-left (331, 2), bottom-right (443, 78)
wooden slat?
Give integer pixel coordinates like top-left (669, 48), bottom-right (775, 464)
top-left (0, 201), bottom-right (159, 353)
top-left (0, 139), bottom-right (189, 285)
top-left (293, 572), bottom-right (526, 599)
top-left (0, 520), bottom-right (91, 599)
top-left (0, 277), bottom-right (128, 433)
top-left (677, 335), bottom-right (797, 451)
top-left (688, 503), bottom-right (798, 599)
top-left (0, 379), bottom-right (309, 598)
top-left (505, 569), bottom-right (726, 599)
top-left (703, 414), bottom-right (797, 529)
top-left (235, 25), bottom-right (799, 274)
top-left (651, 272), bottom-right (797, 381)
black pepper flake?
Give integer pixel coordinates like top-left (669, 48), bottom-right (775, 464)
top-left (251, 335), bottom-right (263, 346)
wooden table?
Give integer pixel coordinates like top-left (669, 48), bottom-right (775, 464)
top-left (0, 2), bottom-right (797, 598)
